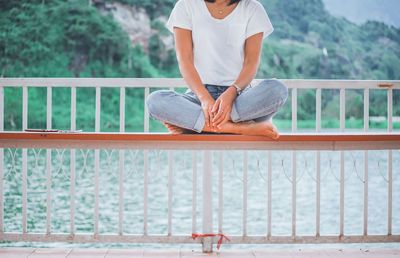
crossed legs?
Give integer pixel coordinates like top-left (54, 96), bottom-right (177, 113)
top-left (163, 120), bottom-right (280, 139)
top-left (147, 79), bottom-right (288, 139)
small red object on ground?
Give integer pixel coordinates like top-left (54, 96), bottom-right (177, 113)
top-left (191, 233), bottom-right (230, 250)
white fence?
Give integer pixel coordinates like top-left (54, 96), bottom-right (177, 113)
top-left (0, 78), bottom-right (399, 252)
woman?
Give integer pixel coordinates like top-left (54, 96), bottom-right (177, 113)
top-left (146, 0), bottom-right (288, 139)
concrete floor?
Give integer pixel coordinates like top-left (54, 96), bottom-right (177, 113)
top-left (0, 247), bottom-right (399, 257)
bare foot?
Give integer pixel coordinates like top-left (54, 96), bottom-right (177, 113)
top-left (163, 122), bottom-right (194, 134)
top-left (240, 120), bottom-right (280, 139)
top-left (204, 120), bottom-right (280, 139)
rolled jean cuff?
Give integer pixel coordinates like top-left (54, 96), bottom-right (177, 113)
top-left (230, 102), bottom-right (240, 122)
top-left (193, 111), bottom-right (205, 133)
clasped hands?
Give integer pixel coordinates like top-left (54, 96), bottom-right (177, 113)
top-left (201, 86), bottom-right (237, 130)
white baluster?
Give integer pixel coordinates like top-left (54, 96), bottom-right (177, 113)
top-left (388, 89), bottom-right (393, 132)
top-left (202, 151), bottom-right (213, 253)
top-left (144, 87), bottom-right (149, 132)
top-left (119, 87), bottom-right (125, 235)
top-left (168, 150), bottom-right (173, 236)
top-left (316, 150), bottom-right (320, 237)
top-left (340, 88), bottom-right (345, 132)
top-left (119, 150), bottom-right (124, 236)
top-left (94, 87), bottom-right (100, 235)
top-left (243, 150), bottom-right (247, 237)
top-left (95, 87), bottom-right (101, 132)
top-left (363, 150), bottom-right (368, 236)
top-left (22, 86), bottom-right (28, 130)
top-left (218, 151), bottom-right (223, 234)
top-left (363, 88), bottom-right (369, 236)
top-left (0, 86), bottom-right (3, 233)
top-left (70, 87), bottom-right (76, 235)
top-left (316, 87), bottom-right (321, 237)
top-left (292, 88), bottom-right (297, 132)
top-left (388, 150), bottom-right (392, 235)
top-left (364, 89), bottom-right (369, 131)
top-left (316, 88), bottom-right (321, 132)
top-left (22, 148), bottom-right (27, 233)
top-left (340, 151), bottom-right (344, 236)
top-left (94, 149), bottom-right (99, 235)
top-left (292, 151), bottom-right (296, 237)
top-left (120, 87), bottom-right (125, 132)
top-left (46, 86), bottom-right (52, 234)
top-left (267, 151), bottom-right (272, 238)
top-left (192, 151), bottom-right (197, 233)
top-left (143, 150), bottom-right (148, 235)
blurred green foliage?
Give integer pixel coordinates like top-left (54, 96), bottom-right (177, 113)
top-left (1, 0), bottom-right (399, 131)
top-left (106, 0), bottom-right (176, 19)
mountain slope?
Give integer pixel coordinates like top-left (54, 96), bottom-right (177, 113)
top-left (254, 0), bottom-right (400, 80)
top-left (1, 0), bottom-right (399, 80)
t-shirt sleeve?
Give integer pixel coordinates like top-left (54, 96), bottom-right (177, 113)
top-left (245, 2), bottom-right (274, 39)
top-left (166, 0), bottom-right (192, 33)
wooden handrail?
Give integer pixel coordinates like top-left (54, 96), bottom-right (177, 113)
top-left (1, 131), bottom-right (400, 142)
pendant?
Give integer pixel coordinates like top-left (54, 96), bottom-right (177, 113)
top-left (218, 10), bottom-right (223, 14)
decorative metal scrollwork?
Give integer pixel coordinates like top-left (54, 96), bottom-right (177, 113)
top-left (52, 149), bottom-right (69, 180)
top-left (27, 148), bottom-right (46, 186)
top-left (126, 150), bottom-right (140, 178)
top-left (101, 149), bottom-right (124, 183)
top-left (177, 151), bottom-right (192, 182)
top-left (350, 152), bottom-right (364, 183)
top-left (254, 151), bottom-right (279, 183)
top-left (230, 151), bottom-right (257, 183)
top-left (77, 149), bottom-right (90, 179)
top-left (298, 152), bottom-right (313, 183)
top-left (4, 148), bottom-right (21, 180)
top-left (74, 149), bottom-right (93, 188)
top-left (279, 152), bottom-right (306, 184)
top-left (149, 150), bottom-right (168, 180)
top-left (377, 158), bottom-right (389, 183)
top-left (326, 152), bottom-right (352, 183)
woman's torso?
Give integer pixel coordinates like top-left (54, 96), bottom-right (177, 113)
top-left (167, 0), bottom-right (273, 86)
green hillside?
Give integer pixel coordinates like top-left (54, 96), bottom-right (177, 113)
top-left (1, 0), bottom-right (400, 80)
top-left (260, 0), bottom-right (400, 80)
top-left (0, 0), bottom-right (161, 78)
top-left (1, 0), bottom-right (399, 131)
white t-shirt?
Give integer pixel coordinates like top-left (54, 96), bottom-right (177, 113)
top-left (166, 0), bottom-right (274, 86)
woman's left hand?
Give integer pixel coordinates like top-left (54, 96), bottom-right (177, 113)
top-left (211, 86), bottom-right (237, 128)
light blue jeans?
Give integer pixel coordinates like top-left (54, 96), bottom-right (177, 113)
top-left (146, 79), bottom-right (288, 133)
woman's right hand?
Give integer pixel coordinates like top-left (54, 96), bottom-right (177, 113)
top-left (200, 96), bottom-right (216, 129)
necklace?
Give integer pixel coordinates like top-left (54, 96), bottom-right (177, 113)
top-left (212, 0), bottom-right (231, 14)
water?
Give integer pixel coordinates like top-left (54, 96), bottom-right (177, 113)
top-left (1, 149), bottom-right (400, 249)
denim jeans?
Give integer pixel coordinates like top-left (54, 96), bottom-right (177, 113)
top-left (146, 78), bottom-right (288, 133)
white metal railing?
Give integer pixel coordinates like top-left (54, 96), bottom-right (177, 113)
top-left (0, 78), bottom-right (399, 133)
top-left (0, 78), bottom-right (399, 253)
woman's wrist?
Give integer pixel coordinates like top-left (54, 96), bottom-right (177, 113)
top-left (231, 83), bottom-right (242, 96)
top-left (223, 86), bottom-right (238, 103)
top-left (227, 85), bottom-right (238, 97)
top-left (198, 92), bottom-right (214, 103)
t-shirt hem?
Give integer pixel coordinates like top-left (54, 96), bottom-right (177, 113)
top-left (166, 23), bottom-right (192, 33)
top-left (246, 27), bottom-right (274, 39)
